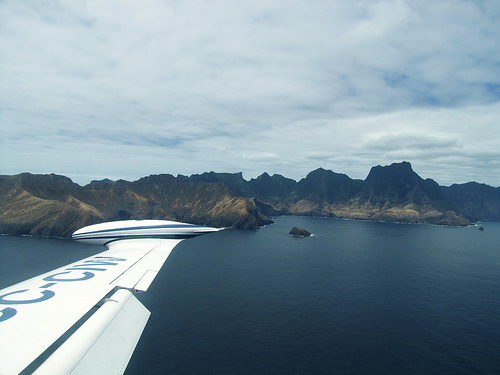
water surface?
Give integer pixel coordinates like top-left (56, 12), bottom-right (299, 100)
top-left (1, 217), bottom-right (499, 374)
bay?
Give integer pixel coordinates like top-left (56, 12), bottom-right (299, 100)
top-left (1, 217), bottom-right (499, 374)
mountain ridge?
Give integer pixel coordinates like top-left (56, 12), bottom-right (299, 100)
top-left (1, 162), bottom-right (499, 238)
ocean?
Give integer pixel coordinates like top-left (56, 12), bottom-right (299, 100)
top-left (1, 217), bottom-right (499, 374)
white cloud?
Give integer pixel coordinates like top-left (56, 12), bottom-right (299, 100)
top-left (1, 0), bottom-right (500, 186)
top-left (365, 133), bottom-right (461, 152)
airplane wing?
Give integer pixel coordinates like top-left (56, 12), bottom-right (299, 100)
top-left (0, 220), bottom-right (222, 375)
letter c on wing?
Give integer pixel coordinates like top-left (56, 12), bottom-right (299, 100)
top-left (0, 289), bottom-right (55, 305)
top-left (0, 307), bottom-right (17, 322)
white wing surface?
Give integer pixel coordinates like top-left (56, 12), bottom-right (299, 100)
top-left (0, 220), bottom-right (222, 375)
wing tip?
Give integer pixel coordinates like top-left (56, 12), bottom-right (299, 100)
top-left (72, 219), bottom-right (223, 245)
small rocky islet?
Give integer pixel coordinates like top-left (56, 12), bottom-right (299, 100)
top-left (289, 226), bottom-right (311, 237)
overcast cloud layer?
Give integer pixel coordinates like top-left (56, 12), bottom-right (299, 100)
top-left (1, 0), bottom-right (499, 186)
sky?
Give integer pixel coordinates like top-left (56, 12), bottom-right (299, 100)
top-left (1, 0), bottom-right (499, 187)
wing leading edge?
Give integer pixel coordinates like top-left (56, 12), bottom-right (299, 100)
top-left (0, 220), bottom-right (222, 375)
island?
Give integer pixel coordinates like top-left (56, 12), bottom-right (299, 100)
top-left (289, 226), bottom-right (311, 237)
top-left (1, 162), bottom-right (500, 238)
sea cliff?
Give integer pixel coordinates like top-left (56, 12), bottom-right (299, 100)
top-left (1, 162), bottom-right (499, 238)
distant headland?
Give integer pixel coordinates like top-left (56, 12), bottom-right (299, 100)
top-left (1, 162), bottom-right (499, 238)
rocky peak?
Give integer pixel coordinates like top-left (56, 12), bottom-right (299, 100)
top-left (293, 167), bottom-right (363, 204)
top-left (364, 161), bottom-right (419, 187)
top-left (248, 173), bottom-right (297, 203)
top-left (359, 162), bottom-right (424, 205)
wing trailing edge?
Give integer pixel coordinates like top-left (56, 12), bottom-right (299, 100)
top-left (33, 289), bottom-right (150, 375)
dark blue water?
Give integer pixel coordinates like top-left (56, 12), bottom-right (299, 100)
top-left (1, 217), bottom-right (499, 374)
